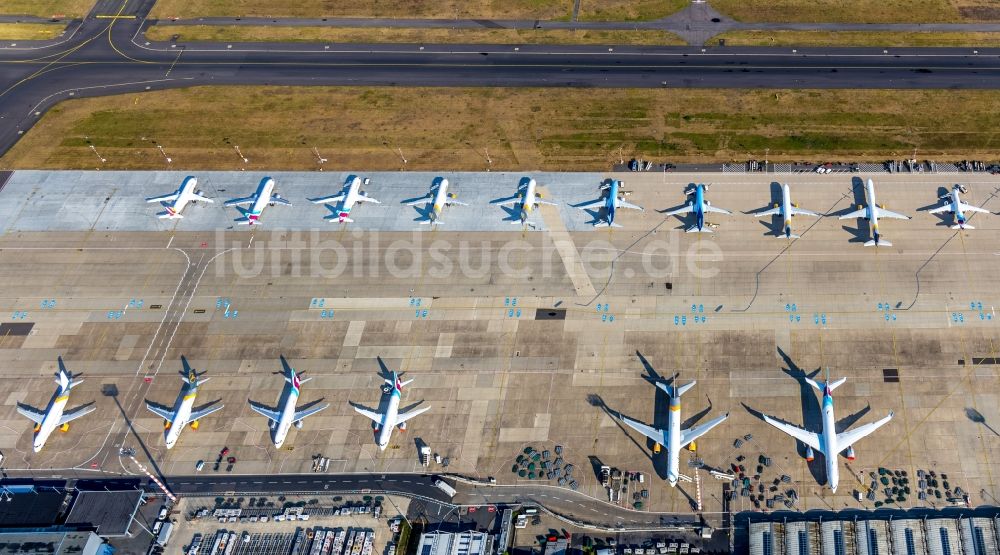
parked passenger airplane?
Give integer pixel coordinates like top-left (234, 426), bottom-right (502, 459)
top-left (838, 178), bottom-right (909, 247)
top-left (405, 178), bottom-right (466, 224)
top-left (762, 373), bottom-right (893, 492)
top-left (576, 179), bottom-right (642, 227)
top-left (309, 175), bottom-right (380, 223)
top-left (145, 176), bottom-right (213, 219)
top-left (753, 184), bottom-right (822, 239)
top-left (617, 380), bottom-right (728, 487)
top-left (224, 177), bottom-right (291, 225)
top-left (491, 177), bottom-right (556, 224)
top-left (928, 184), bottom-right (989, 230)
top-left (248, 358), bottom-right (329, 448)
top-left (353, 372), bottom-right (430, 451)
top-left (662, 183), bottom-right (731, 233)
top-left (145, 364), bottom-right (224, 449)
top-left (17, 359), bottom-right (95, 453)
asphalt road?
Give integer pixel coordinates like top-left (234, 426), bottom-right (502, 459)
top-left (1, 0), bottom-right (1000, 159)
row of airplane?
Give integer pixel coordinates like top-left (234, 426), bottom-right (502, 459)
top-left (30, 359), bottom-right (887, 492)
top-left (20, 358), bottom-right (429, 453)
top-left (616, 371), bottom-right (893, 492)
top-left (147, 176), bottom-right (991, 243)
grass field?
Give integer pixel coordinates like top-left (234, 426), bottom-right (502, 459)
top-left (0, 23), bottom-right (64, 40)
top-left (149, 0), bottom-right (575, 20)
top-left (144, 25), bottom-right (687, 45)
top-left (5, 87), bottom-right (1000, 171)
top-left (710, 30), bottom-right (1000, 47)
top-left (1, 0), bottom-right (93, 18)
top-left (577, 0), bottom-right (688, 21)
top-left (149, 0), bottom-right (688, 21)
top-left (709, 0), bottom-right (1000, 23)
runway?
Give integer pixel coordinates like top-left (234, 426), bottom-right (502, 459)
top-left (2, 0), bottom-right (1000, 159)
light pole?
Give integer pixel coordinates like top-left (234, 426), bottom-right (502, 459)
top-left (234, 145), bottom-right (248, 164)
top-left (89, 145), bottom-right (106, 164)
top-left (156, 145), bottom-right (172, 164)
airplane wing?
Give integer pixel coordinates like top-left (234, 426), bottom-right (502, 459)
top-left (447, 199), bottom-right (468, 206)
top-left (835, 412), bottom-right (893, 451)
top-left (616, 199), bottom-right (643, 211)
top-left (392, 405), bottom-right (431, 427)
top-left (875, 207), bottom-right (910, 220)
top-left (762, 414), bottom-right (823, 454)
top-left (679, 412), bottom-right (729, 447)
top-left (703, 205), bottom-right (732, 215)
top-left (537, 199), bottom-right (558, 206)
top-left (248, 400), bottom-right (281, 424)
top-left (310, 194), bottom-right (345, 205)
top-left (618, 414), bottom-right (666, 446)
top-left (754, 207), bottom-right (781, 218)
top-left (353, 405), bottom-right (383, 424)
top-left (146, 193), bottom-right (179, 203)
top-left (662, 205), bottom-right (694, 216)
top-left (144, 401), bottom-right (175, 423)
top-left (838, 207), bottom-right (868, 220)
top-left (791, 207), bottom-right (821, 217)
top-left (269, 195), bottom-right (292, 206)
top-left (224, 196), bottom-right (256, 207)
top-left (357, 195), bottom-right (380, 204)
top-left (190, 192), bottom-right (213, 203)
top-left (958, 202), bottom-right (990, 215)
top-left (293, 402), bottom-right (330, 423)
top-left (57, 404), bottom-right (96, 426)
top-left (189, 403), bottom-right (224, 422)
top-left (927, 204), bottom-right (952, 215)
top-left (15, 403), bottom-right (45, 424)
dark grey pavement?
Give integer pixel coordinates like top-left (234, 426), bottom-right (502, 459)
top-left (3, 0), bottom-right (1000, 165)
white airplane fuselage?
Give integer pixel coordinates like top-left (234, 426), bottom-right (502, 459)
top-left (780, 184), bottom-right (794, 238)
top-left (165, 386), bottom-right (198, 449)
top-left (247, 178), bottom-right (276, 223)
top-left (336, 177), bottom-right (364, 222)
top-left (271, 385), bottom-right (301, 448)
top-left (947, 187), bottom-right (969, 228)
top-left (375, 387), bottom-right (402, 450)
top-left (665, 396), bottom-right (682, 486)
top-left (819, 388), bottom-right (840, 492)
top-left (166, 177), bottom-right (199, 218)
top-left (430, 179), bottom-right (450, 221)
top-left (863, 179), bottom-right (884, 244)
top-left (33, 391), bottom-right (70, 453)
top-left (521, 178), bottom-right (539, 219)
top-left (605, 180), bottom-right (621, 225)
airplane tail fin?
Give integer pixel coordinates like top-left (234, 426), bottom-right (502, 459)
top-left (952, 223), bottom-right (972, 230)
top-left (594, 221), bottom-right (621, 228)
top-left (827, 377), bottom-right (847, 391)
top-left (864, 238), bottom-right (891, 247)
top-left (657, 380), bottom-right (695, 398)
top-left (781, 234), bottom-right (801, 240)
top-left (686, 225), bottom-right (712, 233)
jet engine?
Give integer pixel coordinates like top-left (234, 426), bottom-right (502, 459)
top-left (805, 446), bottom-right (815, 462)
top-left (845, 446), bottom-right (856, 461)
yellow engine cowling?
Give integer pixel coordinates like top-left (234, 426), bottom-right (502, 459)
top-left (60, 423), bottom-right (70, 432)
top-left (164, 421), bottom-right (172, 430)
top-left (33, 423), bottom-right (41, 433)
top-left (190, 420), bottom-right (200, 430)
top-left (687, 441), bottom-right (697, 452)
top-left (653, 443), bottom-right (662, 454)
